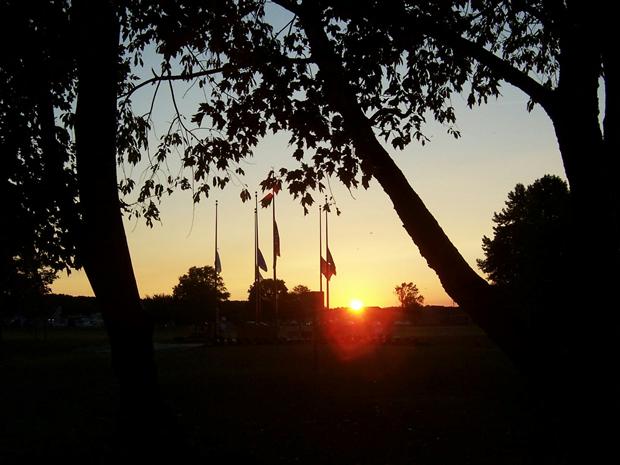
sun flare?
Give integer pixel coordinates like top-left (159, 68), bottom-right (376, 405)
top-left (349, 299), bottom-right (364, 312)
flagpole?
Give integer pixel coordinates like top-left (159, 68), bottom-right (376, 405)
top-left (319, 203), bottom-right (323, 302)
top-left (215, 200), bottom-right (219, 340)
top-left (273, 191), bottom-right (278, 329)
top-left (315, 202), bottom-right (323, 373)
top-left (255, 193), bottom-right (259, 322)
top-left (325, 195), bottom-right (330, 311)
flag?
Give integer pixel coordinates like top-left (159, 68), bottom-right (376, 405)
top-left (321, 256), bottom-right (335, 280)
top-left (257, 247), bottom-right (268, 272)
top-left (321, 256), bottom-right (330, 279)
top-left (215, 250), bottom-right (222, 274)
top-left (274, 220), bottom-right (280, 257)
top-left (327, 248), bottom-right (337, 276)
top-left (260, 191), bottom-right (274, 207)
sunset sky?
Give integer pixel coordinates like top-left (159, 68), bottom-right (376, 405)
top-left (51, 6), bottom-right (566, 307)
top-left (52, 85), bottom-right (564, 307)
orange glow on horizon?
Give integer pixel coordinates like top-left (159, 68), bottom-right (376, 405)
top-left (349, 299), bottom-right (364, 313)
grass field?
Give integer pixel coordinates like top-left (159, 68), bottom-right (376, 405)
top-left (0, 325), bottom-right (540, 464)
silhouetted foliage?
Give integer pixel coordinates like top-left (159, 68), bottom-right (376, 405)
top-left (43, 294), bottom-right (98, 315)
top-left (478, 175), bottom-right (572, 306)
top-left (291, 284), bottom-right (311, 295)
top-left (1, 260), bottom-right (56, 319)
top-left (248, 278), bottom-right (288, 303)
top-left (142, 294), bottom-right (177, 325)
top-left (394, 282), bottom-right (424, 309)
top-left (247, 278), bottom-right (287, 321)
top-left (5, 2), bottom-right (618, 461)
top-left (0, 0), bottom-right (79, 312)
top-left (116, 1), bottom-right (614, 234)
top-left (173, 266), bottom-right (229, 323)
top-left (285, 286), bottom-right (321, 322)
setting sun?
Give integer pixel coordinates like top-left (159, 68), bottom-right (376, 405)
top-left (349, 299), bottom-right (364, 312)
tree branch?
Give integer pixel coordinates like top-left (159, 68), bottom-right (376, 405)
top-left (121, 67), bottom-right (225, 100)
top-left (381, 2), bottom-right (558, 115)
top-left (319, 1), bottom-right (558, 115)
top-left (121, 54), bottom-right (313, 102)
top-left (439, 31), bottom-right (556, 113)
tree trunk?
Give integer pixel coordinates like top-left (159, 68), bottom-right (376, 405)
top-left (72, 1), bottom-right (180, 460)
top-left (539, 9), bottom-right (619, 463)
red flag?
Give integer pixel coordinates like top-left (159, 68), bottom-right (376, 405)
top-left (321, 256), bottom-right (333, 280)
top-left (260, 191), bottom-right (274, 207)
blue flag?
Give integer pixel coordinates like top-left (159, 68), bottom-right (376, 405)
top-left (258, 247), bottom-right (268, 272)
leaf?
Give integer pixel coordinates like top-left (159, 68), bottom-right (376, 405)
top-left (191, 112), bottom-right (205, 126)
top-left (240, 188), bottom-right (251, 202)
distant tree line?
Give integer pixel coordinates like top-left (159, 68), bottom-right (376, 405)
top-left (1, 265), bottom-right (321, 328)
top-left (139, 266), bottom-right (321, 326)
top-left (144, 283), bottom-right (321, 326)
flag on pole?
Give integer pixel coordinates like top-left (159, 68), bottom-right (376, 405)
top-left (215, 250), bottom-right (222, 274)
top-left (321, 257), bottom-right (330, 280)
top-left (274, 220), bottom-right (280, 257)
top-left (261, 181), bottom-right (281, 207)
top-left (260, 191), bottom-right (274, 207)
top-left (327, 248), bottom-right (337, 276)
top-left (321, 256), bottom-right (336, 280)
top-left (258, 247), bottom-right (268, 272)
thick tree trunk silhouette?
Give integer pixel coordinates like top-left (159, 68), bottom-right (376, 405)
top-left (546, 12), bottom-right (619, 464)
top-left (72, 0), bottom-right (173, 460)
top-left (295, 3), bottom-right (617, 463)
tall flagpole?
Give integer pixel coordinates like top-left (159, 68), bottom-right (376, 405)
top-left (315, 202), bottom-right (323, 373)
top-left (319, 204), bottom-right (323, 304)
top-left (255, 193), bottom-right (259, 321)
top-left (273, 191), bottom-right (278, 328)
top-left (325, 195), bottom-right (330, 311)
top-left (215, 200), bottom-right (219, 339)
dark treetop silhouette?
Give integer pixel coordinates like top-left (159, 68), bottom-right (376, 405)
top-left (394, 282), bottom-right (424, 310)
top-left (478, 175), bottom-right (572, 309)
top-left (4, 1), bottom-right (618, 463)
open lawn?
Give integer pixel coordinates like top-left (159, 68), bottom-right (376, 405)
top-left (0, 325), bottom-right (544, 464)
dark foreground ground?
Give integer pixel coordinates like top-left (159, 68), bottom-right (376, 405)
top-left (1, 325), bottom-right (551, 464)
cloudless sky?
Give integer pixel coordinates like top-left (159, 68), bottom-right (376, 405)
top-left (52, 8), bottom-right (566, 307)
